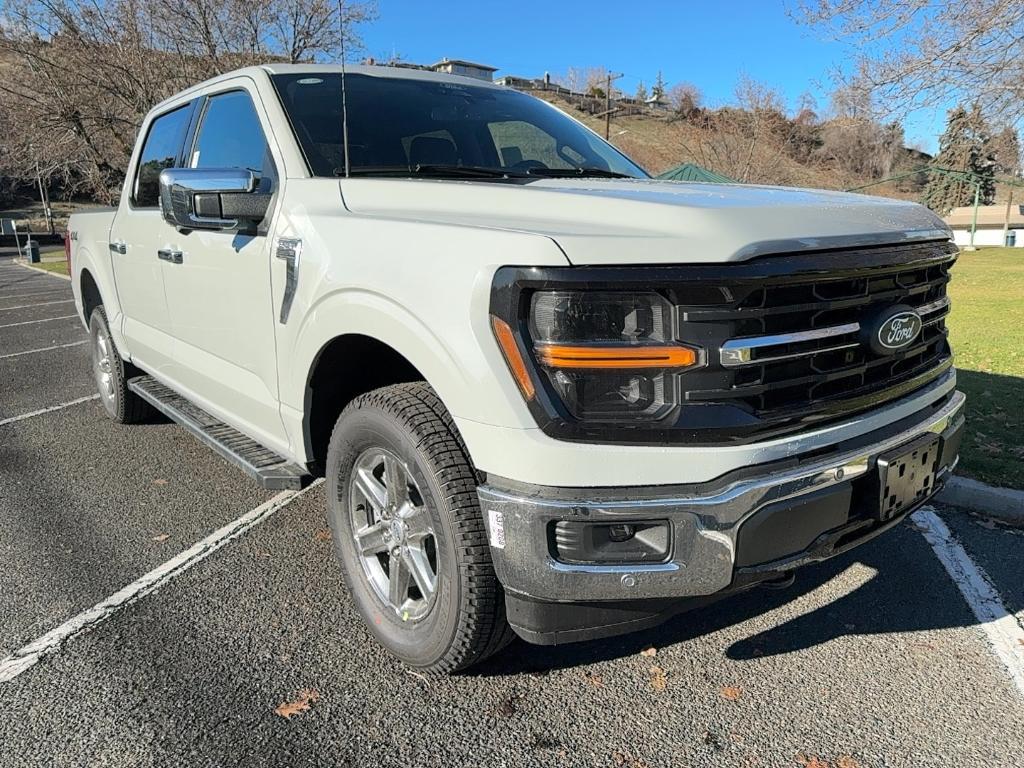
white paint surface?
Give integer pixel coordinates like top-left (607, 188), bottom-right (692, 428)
top-left (913, 506), bottom-right (1024, 699)
top-left (0, 394), bottom-right (99, 426)
top-left (0, 481), bottom-right (322, 683)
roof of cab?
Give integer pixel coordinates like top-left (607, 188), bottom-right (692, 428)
top-left (148, 63), bottom-right (504, 116)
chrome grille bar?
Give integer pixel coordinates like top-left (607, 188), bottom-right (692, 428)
top-left (720, 322), bottom-right (861, 368)
top-left (917, 296), bottom-right (951, 325)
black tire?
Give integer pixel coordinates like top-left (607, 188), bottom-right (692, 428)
top-left (326, 382), bottom-right (514, 673)
top-left (88, 306), bottom-right (150, 424)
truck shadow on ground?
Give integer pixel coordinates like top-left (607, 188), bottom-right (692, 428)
top-left (472, 519), bottom-right (984, 676)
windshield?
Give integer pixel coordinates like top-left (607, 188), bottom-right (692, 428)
top-left (270, 72), bottom-right (648, 180)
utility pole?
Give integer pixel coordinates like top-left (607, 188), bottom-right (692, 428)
top-left (30, 144), bottom-right (54, 236)
top-left (604, 71), bottom-right (623, 140)
top-left (968, 182), bottom-right (980, 250)
top-left (1002, 170), bottom-right (1017, 247)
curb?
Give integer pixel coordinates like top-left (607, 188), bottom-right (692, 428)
top-left (15, 259), bottom-right (71, 281)
top-left (937, 476), bottom-right (1024, 525)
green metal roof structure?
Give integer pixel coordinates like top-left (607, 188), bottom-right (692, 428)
top-left (656, 163), bottom-right (736, 183)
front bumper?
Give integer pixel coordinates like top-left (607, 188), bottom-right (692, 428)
top-left (478, 390), bottom-right (964, 614)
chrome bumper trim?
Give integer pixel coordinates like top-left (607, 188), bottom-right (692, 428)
top-left (478, 390), bottom-right (965, 602)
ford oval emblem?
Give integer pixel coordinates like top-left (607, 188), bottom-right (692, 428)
top-left (874, 309), bottom-right (922, 353)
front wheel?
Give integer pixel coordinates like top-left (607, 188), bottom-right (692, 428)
top-left (326, 382), bottom-right (513, 672)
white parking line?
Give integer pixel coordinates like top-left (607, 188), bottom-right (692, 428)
top-left (0, 340), bottom-right (88, 360)
top-left (0, 290), bottom-right (69, 300)
top-left (0, 314), bottom-right (76, 329)
top-left (0, 481), bottom-right (322, 683)
top-left (0, 299), bottom-right (73, 312)
top-left (913, 507), bottom-right (1024, 699)
top-left (0, 394), bottom-right (100, 426)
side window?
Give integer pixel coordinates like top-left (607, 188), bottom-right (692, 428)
top-left (191, 90), bottom-right (269, 176)
top-left (488, 120), bottom-right (574, 169)
top-left (133, 104), bottom-right (191, 207)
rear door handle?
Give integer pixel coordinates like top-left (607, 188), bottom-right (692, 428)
top-left (109, 241), bottom-right (127, 254)
top-left (157, 248), bottom-right (183, 264)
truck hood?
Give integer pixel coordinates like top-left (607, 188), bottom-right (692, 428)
top-left (339, 177), bottom-right (950, 265)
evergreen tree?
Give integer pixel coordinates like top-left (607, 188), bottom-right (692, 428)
top-left (924, 104), bottom-right (996, 214)
top-left (635, 80), bottom-right (649, 102)
top-left (652, 71), bottom-right (666, 101)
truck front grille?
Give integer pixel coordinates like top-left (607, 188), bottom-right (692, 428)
top-left (679, 244), bottom-right (955, 429)
top-left (489, 238), bottom-right (959, 445)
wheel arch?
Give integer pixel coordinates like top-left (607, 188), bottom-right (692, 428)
top-left (303, 333), bottom-right (444, 475)
top-left (79, 267), bottom-right (103, 322)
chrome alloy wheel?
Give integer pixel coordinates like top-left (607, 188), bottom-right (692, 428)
top-left (91, 323), bottom-right (116, 409)
top-left (348, 447), bottom-right (438, 621)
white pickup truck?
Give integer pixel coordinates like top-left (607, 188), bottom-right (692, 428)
top-left (69, 64), bottom-right (965, 672)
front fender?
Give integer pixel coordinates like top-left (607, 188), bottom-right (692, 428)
top-left (287, 287), bottom-right (473, 420)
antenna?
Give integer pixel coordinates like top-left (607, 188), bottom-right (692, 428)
top-left (337, 0), bottom-right (351, 178)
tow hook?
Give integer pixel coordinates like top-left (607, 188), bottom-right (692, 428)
top-left (760, 571), bottom-right (796, 590)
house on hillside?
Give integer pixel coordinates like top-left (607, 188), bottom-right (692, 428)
top-left (943, 204), bottom-right (1024, 247)
top-left (363, 57), bottom-right (499, 82)
top-left (430, 59), bottom-right (497, 81)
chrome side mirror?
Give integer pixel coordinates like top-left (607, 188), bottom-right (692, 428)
top-left (158, 168), bottom-right (271, 231)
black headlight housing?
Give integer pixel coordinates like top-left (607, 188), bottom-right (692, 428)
top-left (490, 266), bottom-right (709, 443)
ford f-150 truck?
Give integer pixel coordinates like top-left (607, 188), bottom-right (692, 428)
top-left (68, 64), bottom-right (965, 672)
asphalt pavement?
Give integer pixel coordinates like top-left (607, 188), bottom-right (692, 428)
top-left (0, 253), bottom-right (1022, 767)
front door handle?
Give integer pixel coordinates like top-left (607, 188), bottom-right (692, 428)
top-left (157, 248), bottom-right (183, 264)
top-left (109, 241), bottom-right (127, 255)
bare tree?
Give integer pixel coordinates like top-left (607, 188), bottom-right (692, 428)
top-left (666, 81), bottom-right (702, 116)
top-left (796, 0), bottom-right (1024, 126)
top-left (675, 76), bottom-right (797, 183)
top-left (0, 0), bottom-right (374, 203)
top-left (988, 126), bottom-right (1021, 176)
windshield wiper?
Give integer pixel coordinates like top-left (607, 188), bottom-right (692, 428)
top-left (338, 164), bottom-right (528, 179)
top-left (526, 167), bottom-right (633, 179)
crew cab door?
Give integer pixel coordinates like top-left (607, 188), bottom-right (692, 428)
top-left (159, 83), bottom-right (287, 451)
top-left (109, 101), bottom-right (196, 375)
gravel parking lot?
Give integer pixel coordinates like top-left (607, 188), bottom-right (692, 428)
top-left (1, 251), bottom-right (1023, 767)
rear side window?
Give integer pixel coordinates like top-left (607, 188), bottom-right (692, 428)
top-left (133, 104), bottom-right (191, 207)
top-left (190, 90), bottom-right (269, 176)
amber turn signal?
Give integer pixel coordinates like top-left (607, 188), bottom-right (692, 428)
top-left (535, 344), bottom-right (697, 369)
top-left (491, 316), bottom-right (536, 400)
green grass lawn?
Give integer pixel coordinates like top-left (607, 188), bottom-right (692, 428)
top-left (27, 260), bottom-right (69, 276)
top-left (946, 247), bottom-right (1024, 489)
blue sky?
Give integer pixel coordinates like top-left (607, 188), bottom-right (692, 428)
top-left (359, 0), bottom-right (944, 153)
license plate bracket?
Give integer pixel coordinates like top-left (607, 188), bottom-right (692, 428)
top-left (876, 433), bottom-right (941, 521)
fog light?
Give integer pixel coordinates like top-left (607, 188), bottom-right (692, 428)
top-left (607, 524), bottom-right (635, 542)
top-left (552, 520), bottom-right (669, 564)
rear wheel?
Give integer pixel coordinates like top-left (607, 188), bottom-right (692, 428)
top-left (88, 306), bottom-right (149, 423)
top-left (326, 382), bottom-right (513, 672)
